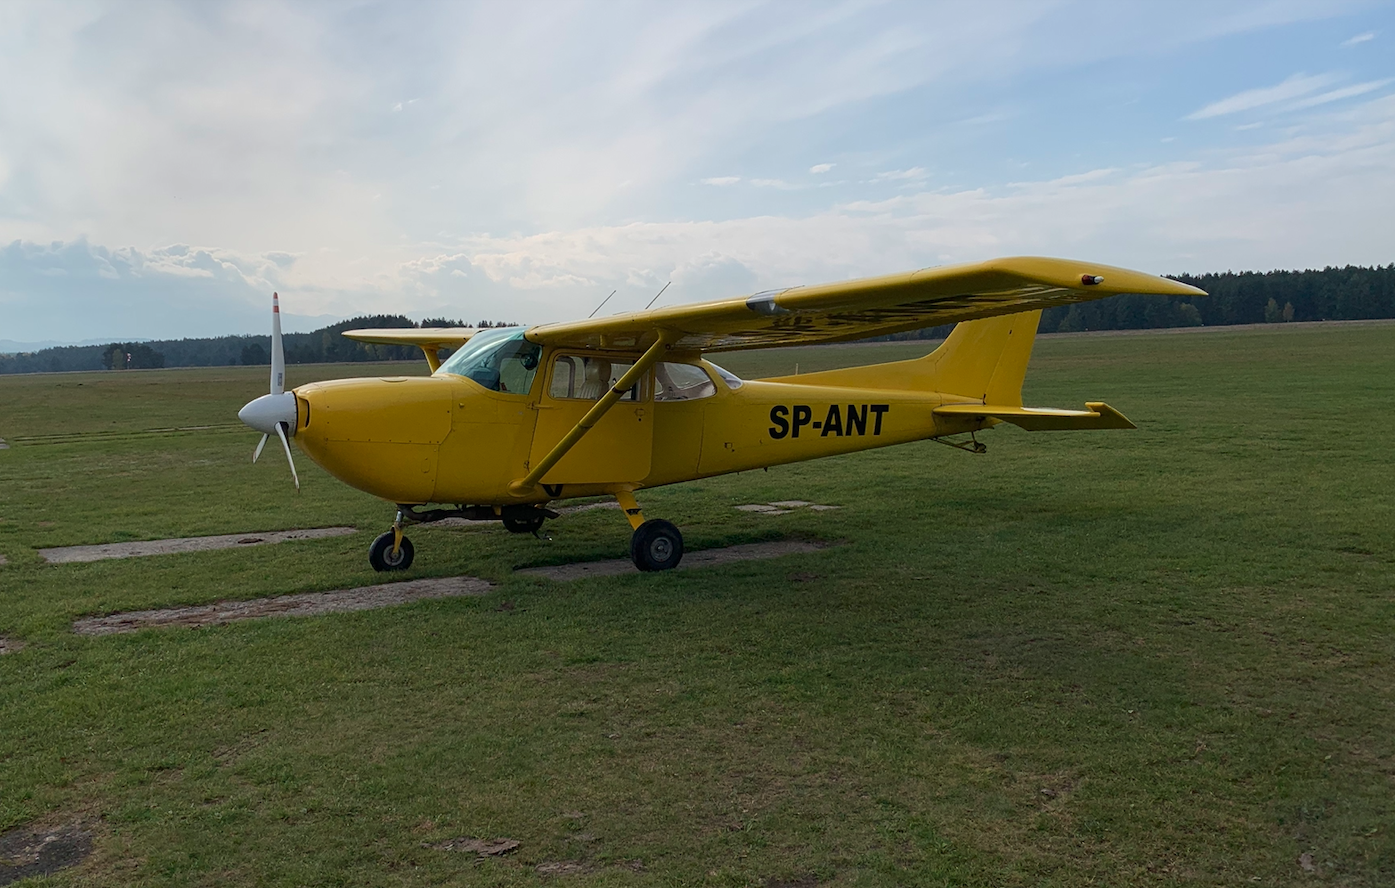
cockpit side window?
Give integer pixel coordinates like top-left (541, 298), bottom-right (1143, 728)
top-left (434, 327), bottom-right (541, 395)
top-left (707, 361), bottom-right (744, 390)
top-left (654, 362), bottom-right (717, 401)
top-left (549, 354), bottom-right (640, 401)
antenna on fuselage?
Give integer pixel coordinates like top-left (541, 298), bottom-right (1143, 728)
top-left (587, 289), bottom-right (617, 319)
top-left (645, 281), bottom-right (671, 311)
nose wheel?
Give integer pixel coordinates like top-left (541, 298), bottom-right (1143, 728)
top-left (369, 518), bottom-right (414, 572)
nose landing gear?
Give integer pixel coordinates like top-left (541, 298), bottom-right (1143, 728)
top-left (369, 513), bottom-right (415, 571)
top-left (367, 504), bottom-right (560, 571)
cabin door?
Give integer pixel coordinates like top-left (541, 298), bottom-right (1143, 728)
top-left (529, 352), bottom-right (653, 485)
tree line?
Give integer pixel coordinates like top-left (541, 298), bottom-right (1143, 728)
top-left (3, 264), bottom-right (1393, 374)
top-left (0, 317), bottom-right (517, 375)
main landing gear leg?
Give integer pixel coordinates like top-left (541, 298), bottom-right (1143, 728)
top-left (369, 509), bottom-right (415, 572)
top-left (616, 490), bottom-right (683, 572)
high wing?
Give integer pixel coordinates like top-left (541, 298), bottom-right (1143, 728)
top-left (525, 256), bottom-right (1205, 353)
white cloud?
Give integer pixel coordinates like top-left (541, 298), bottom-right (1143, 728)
top-left (0, 1), bottom-right (1385, 341)
top-left (1286, 79), bottom-right (1393, 111)
top-left (1186, 72), bottom-right (1341, 120)
top-left (1341, 31), bottom-right (1376, 46)
top-left (872, 167), bottom-right (929, 182)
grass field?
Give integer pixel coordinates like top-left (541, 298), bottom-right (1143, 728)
top-left (1, 323), bottom-right (1392, 886)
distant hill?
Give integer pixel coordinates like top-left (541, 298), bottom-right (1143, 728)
top-left (3, 263), bottom-right (1393, 374)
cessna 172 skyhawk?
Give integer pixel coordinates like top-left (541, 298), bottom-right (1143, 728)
top-left (237, 257), bottom-right (1204, 572)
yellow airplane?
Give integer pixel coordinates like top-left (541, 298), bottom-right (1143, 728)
top-left (237, 257), bottom-right (1204, 572)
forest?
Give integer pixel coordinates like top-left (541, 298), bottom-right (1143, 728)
top-left (2, 264), bottom-right (1392, 374)
top-left (0, 317), bottom-right (514, 375)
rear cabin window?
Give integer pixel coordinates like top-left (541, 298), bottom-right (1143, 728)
top-left (549, 355), bottom-right (640, 401)
top-left (654, 362), bottom-right (716, 401)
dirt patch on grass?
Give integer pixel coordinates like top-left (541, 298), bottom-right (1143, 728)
top-left (517, 540), bottom-right (831, 581)
top-left (0, 637), bottom-right (24, 655)
top-left (0, 821), bottom-right (92, 886)
top-left (39, 527), bottom-right (358, 564)
top-left (536, 860), bottom-right (593, 876)
top-left (535, 859), bottom-right (644, 877)
top-left (72, 575), bottom-right (494, 636)
top-left (427, 836), bottom-right (520, 857)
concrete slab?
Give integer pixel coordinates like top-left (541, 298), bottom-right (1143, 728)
top-left (72, 575), bottom-right (494, 636)
top-left (39, 527), bottom-right (357, 564)
top-left (516, 540), bottom-right (828, 581)
top-left (736, 501), bottom-right (839, 515)
top-left (557, 500), bottom-right (622, 515)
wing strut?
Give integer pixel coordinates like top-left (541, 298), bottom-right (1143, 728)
top-left (509, 332), bottom-right (676, 496)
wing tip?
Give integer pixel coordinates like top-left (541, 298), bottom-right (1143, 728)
top-left (980, 256), bottom-right (1207, 297)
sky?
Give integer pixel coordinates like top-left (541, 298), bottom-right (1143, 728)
top-left (1, 0), bottom-right (1393, 346)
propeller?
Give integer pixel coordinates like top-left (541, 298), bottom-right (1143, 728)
top-left (237, 292), bottom-right (300, 489)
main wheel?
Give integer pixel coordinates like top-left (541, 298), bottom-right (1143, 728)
top-left (369, 531), bottom-right (415, 572)
top-left (630, 519), bottom-right (683, 572)
top-left (502, 514), bottom-right (545, 534)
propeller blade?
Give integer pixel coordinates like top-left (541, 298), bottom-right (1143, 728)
top-left (275, 421), bottom-right (300, 490)
top-left (253, 433), bottom-right (268, 463)
top-left (270, 291), bottom-right (285, 396)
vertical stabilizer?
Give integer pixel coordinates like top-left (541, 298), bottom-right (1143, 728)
top-left (765, 309), bottom-right (1042, 405)
top-left (929, 310), bottom-right (1041, 405)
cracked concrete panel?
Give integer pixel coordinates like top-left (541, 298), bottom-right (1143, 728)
top-left (39, 527), bottom-right (358, 564)
top-left (72, 575), bottom-right (494, 636)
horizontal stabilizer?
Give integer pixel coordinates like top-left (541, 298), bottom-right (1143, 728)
top-left (342, 327), bottom-right (479, 372)
top-left (342, 328), bottom-right (479, 349)
top-left (934, 401), bottom-right (1135, 431)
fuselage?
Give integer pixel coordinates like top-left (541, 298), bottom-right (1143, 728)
top-left (289, 343), bottom-right (983, 507)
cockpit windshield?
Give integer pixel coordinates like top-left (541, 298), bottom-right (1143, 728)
top-left (434, 327), bottom-right (542, 394)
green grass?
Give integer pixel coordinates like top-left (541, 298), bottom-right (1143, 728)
top-left (1, 324), bottom-right (1393, 886)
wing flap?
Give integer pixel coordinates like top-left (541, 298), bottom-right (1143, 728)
top-left (934, 401), bottom-right (1136, 431)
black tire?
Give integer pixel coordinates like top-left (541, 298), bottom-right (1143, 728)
top-left (630, 519), bottom-right (683, 572)
top-left (369, 531), bottom-right (414, 572)
top-left (502, 514), bottom-right (545, 534)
